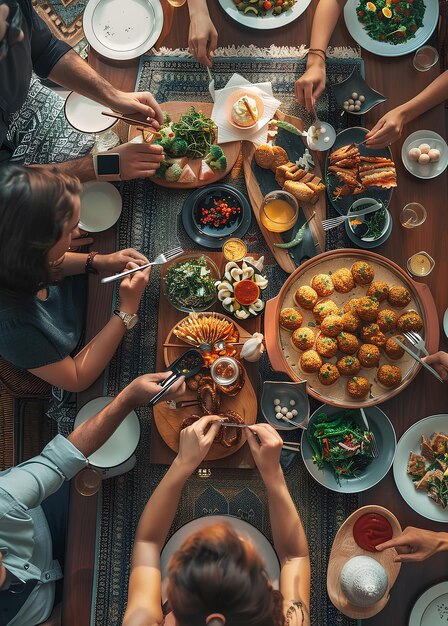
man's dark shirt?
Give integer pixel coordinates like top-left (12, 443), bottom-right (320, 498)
top-left (0, 0), bottom-right (71, 161)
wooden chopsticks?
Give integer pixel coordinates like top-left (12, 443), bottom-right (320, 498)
top-left (101, 111), bottom-right (162, 137)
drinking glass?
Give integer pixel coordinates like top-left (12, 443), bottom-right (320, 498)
top-left (407, 251), bottom-right (435, 277)
top-left (260, 190), bottom-right (299, 233)
top-left (74, 467), bottom-right (102, 496)
top-left (413, 46), bottom-right (439, 72)
top-left (399, 203), bottom-right (427, 228)
top-left (166, 0), bottom-right (186, 6)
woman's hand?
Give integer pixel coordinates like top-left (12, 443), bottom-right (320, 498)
top-left (175, 415), bottom-right (222, 473)
top-left (376, 526), bottom-right (448, 562)
top-left (423, 351), bottom-right (448, 382)
top-left (118, 262), bottom-right (151, 313)
top-left (365, 106), bottom-right (407, 148)
top-left (188, 12), bottom-right (218, 67)
top-left (246, 423), bottom-right (283, 480)
top-left (295, 60), bottom-right (326, 111)
top-left (124, 372), bottom-right (186, 407)
top-left (93, 248), bottom-right (149, 274)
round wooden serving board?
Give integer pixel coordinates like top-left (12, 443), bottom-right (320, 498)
top-left (128, 101), bottom-right (240, 189)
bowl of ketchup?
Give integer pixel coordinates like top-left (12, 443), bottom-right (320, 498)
top-left (353, 512), bottom-right (393, 552)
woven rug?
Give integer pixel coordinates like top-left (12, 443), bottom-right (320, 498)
top-left (32, 0), bottom-right (88, 54)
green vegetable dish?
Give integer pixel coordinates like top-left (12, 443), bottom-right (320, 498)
top-left (356, 0), bottom-right (425, 45)
top-left (156, 107), bottom-right (217, 159)
top-left (233, 0), bottom-right (297, 17)
top-left (164, 256), bottom-right (217, 311)
top-left (307, 410), bottom-right (375, 483)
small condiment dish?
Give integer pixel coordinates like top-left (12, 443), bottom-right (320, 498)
top-left (347, 198), bottom-right (390, 243)
top-left (226, 89), bottom-right (265, 131)
top-left (332, 67), bottom-right (386, 116)
top-left (261, 380), bottom-right (310, 431)
top-left (307, 122), bottom-right (336, 151)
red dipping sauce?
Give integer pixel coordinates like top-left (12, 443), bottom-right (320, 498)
top-left (353, 513), bottom-right (393, 552)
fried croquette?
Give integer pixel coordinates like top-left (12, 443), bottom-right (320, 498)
top-left (294, 285), bottom-right (318, 310)
top-left (337, 332), bottom-right (360, 355)
top-left (332, 268), bottom-right (355, 293)
top-left (318, 363), bottom-right (340, 386)
top-left (351, 261), bottom-right (375, 285)
top-left (300, 350), bottom-right (323, 373)
top-left (320, 315), bottom-right (344, 337)
top-left (377, 309), bottom-right (397, 333)
top-left (280, 307), bottom-right (303, 331)
top-left (291, 327), bottom-right (315, 351)
top-left (358, 343), bottom-right (380, 368)
top-left (315, 334), bottom-right (338, 358)
top-left (377, 364), bottom-right (402, 388)
top-left (254, 144), bottom-right (275, 169)
top-left (384, 335), bottom-right (406, 360)
top-left (311, 274), bottom-right (334, 297)
top-left (340, 312), bottom-right (361, 334)
top-left (337, 355), bottom-right (362, 376)
top-left (396, 311), bottom-right (424, 333)
top-left (388, 285), bottom-right (412, 308)
top-left (270, 146), bottom-right (290, 171)
top-left (355, 296), bottom-right (380, 322)
top-left (347, 376), bottom-right (370, 399)
top-left (360, 323), bottom-right (387, 347)
top-left (343, 298), bottom-right (361, 315)
top-left (313, 299), bottom-right (339, 324)
top-left (367, 281), bottom-right (389, 302)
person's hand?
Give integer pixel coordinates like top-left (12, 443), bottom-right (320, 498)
top-left (124, 371), bottom-right (186, 407)
top-left (110, 90), bottom-right (164, 127)
top-left (175, 415), bottom-right (222, 473)
top-left (376, 526), bottom-right (448, 562)
top-left (365, 106), bottom-right (406, 148)
top-left (93, 248), bottom-right (149, 273)
top-left (246, 423), bottom-right (283, 479)
top-left (118, 262), bottom-right (151, 313)
top-left (188, 12), bottom-right (218, 67)
top-left (0, 4), bottom-right (9, 41)
top-left (69, 230), bottom-right (94, 250)
top-left (422, 351), bottom-right (448, 382)
top-left (107, 142), bottom-right (165, 181)
top-left (295, 61), bottom-right (326, 111)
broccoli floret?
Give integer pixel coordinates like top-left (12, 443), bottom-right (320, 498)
top-left (170, 138), bottom-right (188, 157)
top-left (155, 135), bottom-right (175, 152)
top-left (208, 154), bottom-right (227, 171)
top-left (163, 111), bottom-right (171, 125)
top-left (155, 162), bottom-right (169, 178)
top-left (165, 163), bottom-right (183, 182)
top-left (204, 144), bottom-right (224, 164)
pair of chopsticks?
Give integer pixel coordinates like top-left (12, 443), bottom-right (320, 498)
top-left (219, 422), bottom-right (301, 453)
top-left (101, 111), bottom-right (162, 138)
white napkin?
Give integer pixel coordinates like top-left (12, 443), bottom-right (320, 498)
top-left (212, 73), bottom-right (281, 145)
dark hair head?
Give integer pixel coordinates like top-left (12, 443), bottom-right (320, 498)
top-left (0, 164), bottom-right (81, 298)
top-left (166, 522), bottom-right (284, 626)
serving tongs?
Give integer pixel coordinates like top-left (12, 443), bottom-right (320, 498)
top-left (148, 349), bottom-right (204, 406)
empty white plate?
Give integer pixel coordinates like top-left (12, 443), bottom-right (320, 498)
top-left (83, 0), bottom-right (164, 60)
top-left (65, 92), bottom-right (115, 134)
top-left (409, 581), bottom-right (448, 626)
top-left (79, 181), bottom-right (122, 232)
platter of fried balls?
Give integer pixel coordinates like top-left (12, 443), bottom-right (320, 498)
top-left (277, 256), bottom-right (425, 405)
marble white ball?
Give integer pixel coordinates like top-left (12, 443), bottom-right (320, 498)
top-left (340, 556), bottom-right (388, 607)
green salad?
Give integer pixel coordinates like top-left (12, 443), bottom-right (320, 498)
top-left (356, 0), bottom-right (425, 45)
top-left (307, 410), bottom-right (375, 483)
top-left (233, 0), bottom-right (296, 18)
top-left (164, 256), bottom-right (216, 310)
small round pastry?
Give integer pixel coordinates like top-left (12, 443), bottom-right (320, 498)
top-left (231, 95), bottom-right (259, 127)
top-left (313, 299), bottom-right (339, 324)
top-left (361, 324), bottom-right (387, 348)
top-left (343, 298), bottom-right (361, 315)
top-left (186, 372), bottom-right (205, 391)
top-left (418, 143), bottom-right (431, 154)
top-left (337, 355), bottom-right (361, 376)
top-left (367, 280), bottom-right (389, 302)
top-left (320, 314), bottom-right (344, 337)
top-left (358, 343), bottom-right (380, 368)
top-left (332, 267), bottom-right (355, 293)
top-left (377, 364), bottom-right (402, 388)
top-left (384, 335), bottom-right (406, 360)
top-left (356, 296), bottom-right (379, 322)
top-left (270, 146), bottom-right (289, 171)
top-left (311, 273), bottom-right (334, 297)
top-left (418, 153), bottom-right (430, 165)
top-left (291, 327), bottom-right (315, 351)
top-left (337, 331), bottom-right (360, 355)
top-left (279, 307), bottom-right (303, 331)
top-left (387, 285), bottom-right (412, 308)
top-left (347, 376), bottom-right (370, 399)
top-left (340, 312), bottom-right (362, 334)
top-left (318, 363), bottom-right (340, 386)
top-left (428, 148), bottom-right (440, 162)
top-left (300, 349), bottom-right (323, 373)
top-left (408, 147), bottom-right (421, 161)
top-left (377, 309), bottom-right (397, 333)
top-left (396, 311), bottom-right (424, 333)
top-left (254, 144), bottom-right (275, 169)
top-left (351, 261), bottom-right (375, 285)
top-left (294, 285), bottom-right (319, 310)
top-left (315, 334), bottom-right (338, 358)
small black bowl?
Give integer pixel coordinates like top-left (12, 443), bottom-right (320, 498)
top-left (332, 66), bottom-right (386, 116)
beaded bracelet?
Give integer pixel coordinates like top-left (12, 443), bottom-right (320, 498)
top-left (85, 251), bottom-right (99, 275)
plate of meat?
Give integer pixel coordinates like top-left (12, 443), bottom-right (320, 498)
top-left (325, 127), bottom-right (397, 216)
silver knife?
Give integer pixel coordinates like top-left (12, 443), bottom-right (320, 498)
top-left (220, 422), bottom-right (248, 428)
top-left (393, 338), bottom-right (444, 383)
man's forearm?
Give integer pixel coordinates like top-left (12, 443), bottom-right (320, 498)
top-left (33, 153), bottom-right (96, 182)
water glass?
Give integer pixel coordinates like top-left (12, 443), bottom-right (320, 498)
top-left (399, 202), bottom-right (427, 228)
top-left (413, 46), bottom-right (439, 72)
top-left (74, 467), bottom-right (102, 496)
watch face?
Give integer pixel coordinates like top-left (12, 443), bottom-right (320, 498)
top-left (97, 153), bottom-right (120, 176)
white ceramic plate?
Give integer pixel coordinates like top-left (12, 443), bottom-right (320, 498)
top-left (409, 581), bottom-right (448, 626)
top-left (65, 92), bottom-right (115, 134)
top-left (393, 414), bottom-right (448, 523)
top-left (217, 0), bottom-right (312, 30)
top-left (79, 181), bottom-right (122, 232)
top-left (160, 515), bottom-right (280, 601)
top-left (401, 130), bottom-right (448, 180)
top-left (83, 0), bottom-right (163, 60)
top-left (344, 0), bottom-right (439, 57)
top-left (74, 397), bottom-right (140, 468)
top-left (443, 308), bottom-right (448, 338)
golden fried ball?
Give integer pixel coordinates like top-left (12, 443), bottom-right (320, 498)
top-left (311, 274), bottom-right (334, 297)
top-left (291, 327), bottom-right (315, 351)
top-left (377, 364), bottom-right (402, 388)
top-left (280, 307), bottom-right (303, 331)
top-left (347, 376), bottom-right (370, 399)
top-left (300, 350), bottom-right (323, 373)
top-left (388, 285), bottom-right (412, 308)
top-left (337, 355), bottom-right (361, 376)
top-left (358, 344), bottom-right (380, 368)
top-left (341, 312), bottom-right (362, 334)
top-left (367, 281), bottom-right (389, 302)
top-left (384, 335), bottom-right (406, 360)
top-left (360, 323), bottom-right (387, 347)
top-left (337, 332), bottom-right (360, 355)
top-left (294, 285), bottom-right (318, 310)
top-left (316, 334), bottom-right (338, 358)
top-left (332, 268), bottom-right (355, 294)
top-left (351, 261), bottom-right (375, 285)
top-left (343, 298), bottom-right (361, 315)
top-left (377, 309), bottom-right (397, 333)
top-left (396, 311), bottom-right (424, 333)
top-left (355, 296), bottom-right (380, 322)
top-left (318, 363), bottom-right (340, 386)
top-left (320, 315), bottom-right (344, 337)
top-left (313, 299), bottom-right (339, 324)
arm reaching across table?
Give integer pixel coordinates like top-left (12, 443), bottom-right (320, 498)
top-left (376, 526), bottom-right (448, 562)
top-left (187, 0), bottom-right (218, 68)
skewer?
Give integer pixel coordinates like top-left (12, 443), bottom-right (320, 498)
top-left (242, 97), bottom-right (257, 124)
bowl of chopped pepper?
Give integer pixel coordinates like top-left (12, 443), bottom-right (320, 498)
top-left (162, 252), bottom-right (220, 312)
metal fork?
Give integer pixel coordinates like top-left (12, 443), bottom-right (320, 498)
top-left (403, 331), bottom-right (429, 356)
top-left (322, 202), bottom-right (382, 231)
top-left (100, 247), bottom-right (184, 284)
top-left (359, 408), bottom-right (379, 458)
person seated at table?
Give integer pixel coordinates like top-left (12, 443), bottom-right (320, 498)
top-left (187, 0), bottom-right (218, 68)
top-left (422, 350), bottom-right (448, 382)
top-left (0, 165), bottom-right (150, 393)
top-left (123, 420), bottom-right (311, 626)
top-left (0, 371), bottom-right (186, 626)
top-left (376, 525), bottom-right (448, 562)
top-left (0, 0), bottom-right (165, 180)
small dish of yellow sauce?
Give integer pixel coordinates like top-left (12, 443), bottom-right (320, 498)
top-left (223, 238), bottom-right (247, 262)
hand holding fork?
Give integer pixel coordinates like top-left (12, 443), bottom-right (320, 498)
top-left (101, 246), bottom-right (183, 284)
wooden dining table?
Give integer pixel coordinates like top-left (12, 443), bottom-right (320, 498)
top-left (62, 2), bottom-right (448, 625)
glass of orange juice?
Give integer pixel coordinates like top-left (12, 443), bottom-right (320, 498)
top-left (260, 191), bottom-right (299, 233)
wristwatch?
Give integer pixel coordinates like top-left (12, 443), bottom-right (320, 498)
top-left (93, 153), bottom-right (121, 181)
top-left (114, 309), bottom-right (139, 330)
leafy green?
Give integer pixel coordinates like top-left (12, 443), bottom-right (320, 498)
top-left (170, 106), bottom-right (217, 158)
top-left (164, 256), bottom-right (216, 309)
top-left (356, 0), bottom-right (425, 45)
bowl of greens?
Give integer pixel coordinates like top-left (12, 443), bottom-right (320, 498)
top-left (301, 404), bottom-right (396, 493)
top-left (163, 253), bottom-right (220, 313)
top-left (347, 197), bottom-right (390, 242)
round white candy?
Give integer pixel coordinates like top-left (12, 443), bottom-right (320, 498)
top-left (281, 407), bottom-right (288, 415)
top-left (343, 101), bottom-right (349, 107)
top-left (323, 136), bottom-right (330, 143)
top-left (419, 143), bottom-right (431, 154)
top-left (408, 147), bottom-right (421, 161)
top-left (275, 405), bottom-right (282, 413)
top-left (289, 399), bottom-right (296, 406)
top-left (286, 412), bottom-right (293, 419)
top-left (349, 105), bottom-right (355, 111)
top-left (343, 103), bottom-right (349, 111)
top-left (355, 100), bottom-right (362, 107)
top-left (418, 153), bottom-right (430, 165)
top-left (274, 398), bottom-right (281, 405)
top-left (428, 148), bottom-right (440, 162)
top-left (359, 95), bottom-right (365, 102)
top-left (354, 105), bottom-right (361, 112)
top-left (275, 412), bottom-right (283, 420)
top-left (348, 98), bottom-right (354, 105)
top-left (291, 409), bottom-right (298, 417)
top-left (320, 126), bottom-right (327, 133)
top-left (351, 92), bottom-right (358, 100)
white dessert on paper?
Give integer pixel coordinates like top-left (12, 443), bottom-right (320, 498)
top-left (231, 95), bottom-right (259, 127)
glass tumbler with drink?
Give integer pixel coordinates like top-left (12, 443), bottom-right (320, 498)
top-left (399, 202), bottom-right (427, 228)
top-left (413, 46), bottom-right (439, 72)
top-left (260, 190), bottom-right (299, 233)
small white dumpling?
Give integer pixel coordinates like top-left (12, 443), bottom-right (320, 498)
top-left (418, 143), bottom-right (431, 154)
top-left (408, 147), bottom-right (421, 161)
top-left (428, 148), bottom-right (440, 162)
top-left (418, 153), bottom-right (430, 165)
